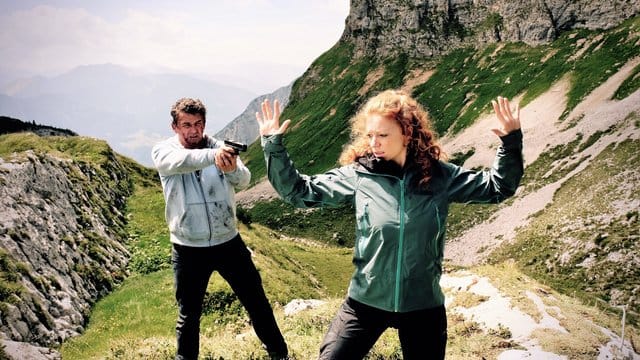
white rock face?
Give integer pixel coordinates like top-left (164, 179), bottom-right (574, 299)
top-left (0, 150), bottom-right (131, 350)
top-left (284, 299), bottom-right (326, 316)
top-left (342, 0), bottom-right (640, 59)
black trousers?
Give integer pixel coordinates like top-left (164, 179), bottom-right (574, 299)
top-left (172, 234), bottom-right (288, 360)
top-left (319, 297), bottom-right (447, 360)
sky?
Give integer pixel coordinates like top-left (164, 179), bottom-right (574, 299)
top-left (0, 0), bottom-right (350, 94)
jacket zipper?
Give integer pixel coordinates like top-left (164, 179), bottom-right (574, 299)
top-left (195, 171), bottom-right (213, 245)
top-left (435, 207), bottom-right (442, 257)
top-left (353, 167), bottom-right (408, 311)
top-left (394, 178), bottom-right (406, 312)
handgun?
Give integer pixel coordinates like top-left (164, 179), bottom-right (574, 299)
top-left (224, 139), bottom-right (247, 155)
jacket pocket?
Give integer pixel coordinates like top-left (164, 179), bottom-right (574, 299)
top-left (354, 201), bottom-right (371, 261)
top-left (207, 200), bottom-right (235, 238)
top-left (356, 202), bottom-right (371, 232)
top-left (176, 203), bottom-right (210, 241)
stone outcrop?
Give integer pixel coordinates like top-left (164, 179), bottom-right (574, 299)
top-left (342, 0), bottom-right (640, 59)
top-left (0, 139), bottom-right (132, 357)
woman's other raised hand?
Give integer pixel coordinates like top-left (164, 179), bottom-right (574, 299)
top-left (491, 96), bottom-right (521, 137)
top-left (256, 99), bottom-right (291, 136)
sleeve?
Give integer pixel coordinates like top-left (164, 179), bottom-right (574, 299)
top-left (262, 134), bottom-right (356, 208)
top-left (224, 156), bottom-right (251, 190)
top-left (151, 139), bottom-right (216, 176)
top-left (447, 129), bottom-right (524, 204)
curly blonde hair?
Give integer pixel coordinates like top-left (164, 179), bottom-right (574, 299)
top-left (339, 89), bottom-right (443, 187)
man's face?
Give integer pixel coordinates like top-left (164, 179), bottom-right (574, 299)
top-left (172, 112), bottom-right (205, 149)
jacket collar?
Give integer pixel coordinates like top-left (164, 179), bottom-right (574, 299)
top-left (356, 154), bottom-right (405, 178)
top-left (355, 155), bottom-right (445, 194)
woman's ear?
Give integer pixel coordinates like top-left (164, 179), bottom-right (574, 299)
top-left (404, 134), bottom-right (412, 147)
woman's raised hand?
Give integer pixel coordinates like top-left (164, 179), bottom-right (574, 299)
top-left (491, 96), bottom-right (521, 137)
top-left (256, 99), bottom-right (291, 136)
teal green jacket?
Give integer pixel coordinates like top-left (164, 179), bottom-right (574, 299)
top-left (262, 130), bottom-right (523, 312)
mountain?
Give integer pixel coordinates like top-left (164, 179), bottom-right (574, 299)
top-left (343, 0), bottom-right (640, 59)
top-left (0, 64), bottom-right (258, 167)
top-left (0, 1), bottom-right (639, 359)
top-left (214, 83), bottom-right (293, 145)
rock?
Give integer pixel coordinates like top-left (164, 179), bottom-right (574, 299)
top-left (342, 0), bottom-right (640, 59)
top-left (0, 145), bottom-right (131, 352)
top-left (284, 299), bottom-right (326, 316)
top-left (1, 339), bottom-right (61, 360)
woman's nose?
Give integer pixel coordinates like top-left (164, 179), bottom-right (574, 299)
top-left (369, 136), bottom-right (377, 148)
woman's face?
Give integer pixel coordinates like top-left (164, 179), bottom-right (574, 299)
top-left (365, 113), bottom-right (409, 167)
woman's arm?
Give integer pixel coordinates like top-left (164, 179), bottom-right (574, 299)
top-left (447, 96), bottom-right (524, 203)
top-left (258, 100), bottom-right (356, 207)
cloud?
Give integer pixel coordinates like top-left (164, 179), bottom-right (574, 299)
top-left (0, 5), bottom-right (200, 74)
top-left (119, 129), bottom-right (167, 151)
top-left (0, 6), bottom-right (105, 73)
top-left (0, 2), bottom-right (348, 78)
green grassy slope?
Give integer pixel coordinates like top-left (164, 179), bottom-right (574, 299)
top-left (62, 170), bottom-right (638, 358)
top-left (61, 220), bottom-right (354, 359)
top-left (492, 133), bottom-right (640, 318)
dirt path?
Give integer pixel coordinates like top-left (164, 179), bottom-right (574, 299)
top-left (236, 178), bottom-right (278, 207)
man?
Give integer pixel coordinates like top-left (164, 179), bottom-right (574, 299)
top-left (152, 98), bottom-right (289, 360)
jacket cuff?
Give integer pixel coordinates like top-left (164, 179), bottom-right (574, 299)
top-left (261, 134), bottom-right (284, 151)
top-left (499, 129), bottom-right (523, 150)
top-left (224, 166), bottom-right (239, 175)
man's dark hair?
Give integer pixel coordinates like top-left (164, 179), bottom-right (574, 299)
top-left (171, 98), bottom-right (206, 125)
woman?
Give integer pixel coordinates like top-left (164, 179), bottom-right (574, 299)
top-left (256, 90), bottom-right (523, 359)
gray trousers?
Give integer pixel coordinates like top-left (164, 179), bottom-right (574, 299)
top-left (319, 297), bottom-right (447, 360)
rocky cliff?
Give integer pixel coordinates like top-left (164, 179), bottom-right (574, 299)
top-left (0, 134), bottom-right (133, 358)
top-left (342, 0), bottom-right (640, 58)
